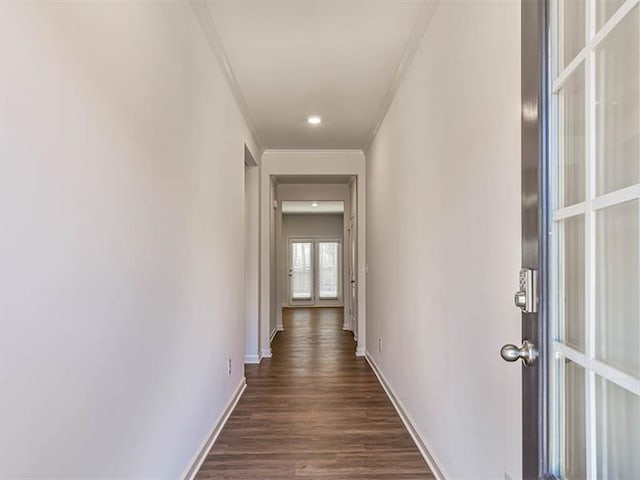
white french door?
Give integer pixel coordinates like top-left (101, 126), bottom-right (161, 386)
top-left (288, 238), bottom-right (341, 306)
top-left (289, 240), bottom-right (314, 304)
top-left (550, 1), bottom-right (640, 479)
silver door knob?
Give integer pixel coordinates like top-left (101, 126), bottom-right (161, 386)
top-left (500, 340), bottom-right (538, 367)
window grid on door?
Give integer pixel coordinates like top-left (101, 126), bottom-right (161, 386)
top-left (290, 241), bottom-right (313, 300)
top-left (317, 242), bottom-right (340, 299)
top-left (288, 238), bottom-right (342, 304)
top-left (550, 0), bottom-right (640, 479)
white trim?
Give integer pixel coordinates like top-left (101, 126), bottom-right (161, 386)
top-left (591, 359), bottom-right (640, 396)
top-left (591, 184), bottom-right (640, 211)
top-left (270, 326), bottom-right (278, 344)
top-left (181, 379), bottom-right (246, 480)
top-left (260, 151), bottom-right (366, 376)
top-left (554, 342), bottom-right (640, 396)
top-left (262, 348), bottom-right (272, 358)
top-left (342, 324), bottom-right (352, 331)
top-left (277, 325), bottom-right (284, 332)
top-left (364, 1), bottom-right (440, 150)
top-left (355, 346), bottom-right (366, 357)
top-left (552, 49), bottom-right (587, 94)
top-left (365, 353), bottom-right (448, 480)
top-left (553, 342), bottom-right (587, 365)
top-left (262, 149), bottom-right (365, 159)
top-left (244, 354), bottom-right (261, 365)
top-left (592, 0), bottom-right (639, 50)
top-left (584, 3), bottom-right (597, 478)
top-left (189, 0), bottom-right (263, 152)
top-left (553, 201), bottom-right (587, 221)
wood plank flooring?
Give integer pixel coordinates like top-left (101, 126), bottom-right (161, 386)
top-left (196, 307), bottom-right (433, 479)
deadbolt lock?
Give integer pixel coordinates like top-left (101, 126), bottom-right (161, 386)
top-left (514, 268), bottom-right (537, 313)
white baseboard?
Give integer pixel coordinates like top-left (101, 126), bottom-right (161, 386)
top-left (355, 346), bottom-right (365, 356)
top-left (181, 378), bottom-right (246, 480)
top-left (365, 353), bottom-right (449, 480)
top-left (262, 348), bottom-right (272, 358)
top-left (277, 325), bottom-right (284, 331)
top-left (342, 324), bottom-right (352, 331)
top-left (269, 327), bottom-right (278, 343)
top-left (244, 354), bottom-right (261, 364)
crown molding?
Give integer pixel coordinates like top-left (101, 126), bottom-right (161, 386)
top-left (189, 0), bottom-right (264, 153)
top-left (262, 149), bottom-right (365, 158)
top-left (364, 0), bottom-right (439, 153)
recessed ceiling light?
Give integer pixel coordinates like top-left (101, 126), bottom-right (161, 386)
top-left (311, 202), bottom-right (319, 207)
top-left (307, 115), bottom-right (322, 125)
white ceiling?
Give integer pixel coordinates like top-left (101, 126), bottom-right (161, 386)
top-left (204, 0), bottom-right (431, 150)
top-left (282, 201), bottom-right (344, 214)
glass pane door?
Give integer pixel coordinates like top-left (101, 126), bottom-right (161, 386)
top-left (317, 241), bottom-right (339, 299)
top-left (550, 1), bottom-right (640, 478)
top-left (289, 240), bottom-right (314, 302)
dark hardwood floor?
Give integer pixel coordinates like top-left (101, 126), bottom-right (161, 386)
top-left (196, 307), bottom-right (433, 479)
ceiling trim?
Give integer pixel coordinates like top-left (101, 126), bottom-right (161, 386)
top-left (189, 0), bottom-right (264, 152)
top-left (263, 149), bottom-right (364, 158)
top-left (364, 0), bottom-right (439, 152)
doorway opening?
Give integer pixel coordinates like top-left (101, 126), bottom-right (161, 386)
top-left (255, 152), bottom-right (366, 361)
top-left (284, 200), bottom-right (344, 308)
top-left (272, 176), bottom-right (359, 348)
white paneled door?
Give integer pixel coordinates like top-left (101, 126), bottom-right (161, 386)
top-left (288, 238), bottom-right (341, 306)
top-left (550, 1), bottom-right (640, 478)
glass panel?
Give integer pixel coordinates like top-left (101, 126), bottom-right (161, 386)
top-left (318, 242), bottom-right (339, 299)
top-left (596, 0), bottom-right (627, 30)
top-left (290, 242), bottom-right (312, 300)
top-left (562, 0), bottom-right (586, 68)
top-left (559, 66), bottom-right (586, 207)
top-left (596, 377), bottom-right (640, 479)
top-left (560, 359), bottom-right (586, 480)
top-left (595, 200), bottom-right (640, 376)
top-left (595, 6), bottom-right (640, 195)
top-left (560, 215), bottom-right (585, 351)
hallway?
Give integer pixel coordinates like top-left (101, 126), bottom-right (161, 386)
top-left (196, 308), bottom-right (433, 479)
top-left (9, 1), bottom-right (634, 478)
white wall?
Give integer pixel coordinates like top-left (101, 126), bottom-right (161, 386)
top-left (0, 1), bottom-right (259, 478)
top-left (282, 214), bottom-right (343, 239)
top-left (280, 213), bottom-right (344, 307)
top-left (366, 2), bottom-right (522, 480)
top-left (267, 178), bottom-right (277, 355)
top-left (260, 151), bottom-right (366, 355)
top-left (244, 165), bottom-right (261, 363)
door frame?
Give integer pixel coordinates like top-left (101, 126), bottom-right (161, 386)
top-left (347, 214), bottom-right (357, 335)
top-left (521, 0), bottom-right (552, 478)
